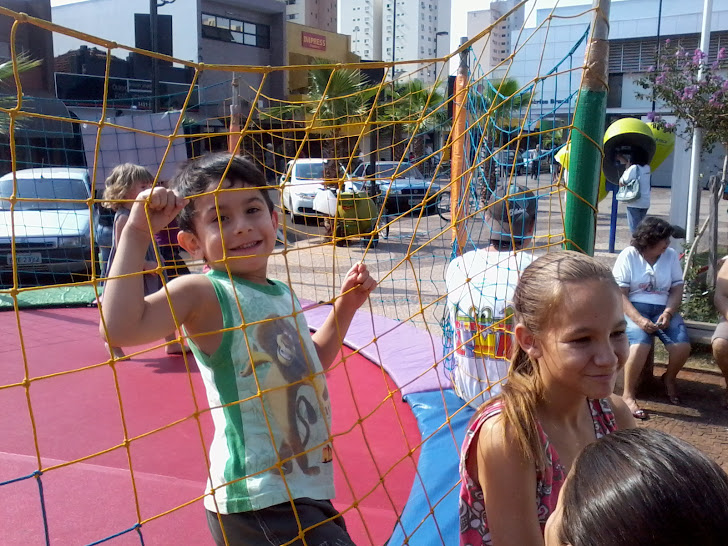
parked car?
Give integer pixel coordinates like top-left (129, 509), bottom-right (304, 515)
top-left (280, 158), bottom-right (347, 223)
top-left (350, 161), bottom-right (441, 214)
top-left (0, 167), bottom-right (98, 282)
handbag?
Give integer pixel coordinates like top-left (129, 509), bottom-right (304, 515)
top-left (615, 166), bottom-right (641, 203)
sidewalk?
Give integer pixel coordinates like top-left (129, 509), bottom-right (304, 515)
top-left (597, 187), bottom-right (728, 471)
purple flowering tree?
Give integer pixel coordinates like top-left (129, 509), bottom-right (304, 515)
top-left (637, 42), bottom-right (728, 297)
top-left (637, 41), bottom-right (728, 175)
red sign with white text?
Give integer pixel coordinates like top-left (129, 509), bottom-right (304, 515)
top-left (302, 31), bottom-right (327, 51)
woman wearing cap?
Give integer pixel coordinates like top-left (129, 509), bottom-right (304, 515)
top-left (612, 217), bottom-right (691, 419)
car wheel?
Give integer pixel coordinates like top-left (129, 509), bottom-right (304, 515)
top-left (437, 191), bottom-right (451, 222)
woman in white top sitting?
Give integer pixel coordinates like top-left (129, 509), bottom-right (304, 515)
top-left (616, 147), bottom-right (652, 233)
top-left (612, 217), bottom-right (690, 420)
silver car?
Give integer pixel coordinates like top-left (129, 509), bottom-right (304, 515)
top-left (0, 167), bottom-right (98, 282)
top-left (350, 161), bottom-right (440, 214)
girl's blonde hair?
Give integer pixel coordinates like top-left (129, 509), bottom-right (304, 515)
top-left (479, 250), bottom-right (619, 470)
top-left (102, 163), bottom-right (154, 211)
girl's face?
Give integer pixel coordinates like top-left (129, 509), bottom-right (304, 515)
top-left (520, 279), bottom-right (629, 400)
top-left (124, 178), bottom-right (152, 207)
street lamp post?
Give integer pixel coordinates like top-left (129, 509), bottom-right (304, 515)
top-left (149, 0), bottom-right (176, 113)
top-left (392, 1), bottom-right (397, 80)
top-left (435, 31), bottom-right (449, 84)
top-left (352, 25), bottom-right (360, 57)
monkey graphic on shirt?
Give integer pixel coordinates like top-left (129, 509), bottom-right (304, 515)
top-left (240, 316), bottom-right (332, 475)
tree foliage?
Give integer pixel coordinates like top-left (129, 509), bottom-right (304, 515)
top-left (0, 53), bottom-right (43, 134)
top-left (636, 41), bottom-right (728, 153)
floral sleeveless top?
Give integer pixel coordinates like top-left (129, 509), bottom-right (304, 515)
top-left (459, 398), bottom-right (617, 545)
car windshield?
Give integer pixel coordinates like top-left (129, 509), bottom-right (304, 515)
top-left (0, 178), bottom-right (89, 210)
top-left (362, 163), bottom-right (422, 179)
top-left (293, 163), bottom-right (325, 181)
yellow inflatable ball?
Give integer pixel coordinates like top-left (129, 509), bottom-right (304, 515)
top-left (647, 122), bottom-right (675, 172)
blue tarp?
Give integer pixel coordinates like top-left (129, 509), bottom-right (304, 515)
top-left (387, 389), bottom-right (475, 546)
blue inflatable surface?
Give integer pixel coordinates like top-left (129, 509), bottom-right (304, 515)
top-left (387, 389), bottom-right (475, 546)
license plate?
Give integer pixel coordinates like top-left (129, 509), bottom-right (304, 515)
top-left (408, 198), bottom-right (420, 205)
top-left (7, 253), bottom-right (42, 265)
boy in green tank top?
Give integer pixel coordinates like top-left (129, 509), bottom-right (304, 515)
top-left (100, 153), bottom-right (376, 546)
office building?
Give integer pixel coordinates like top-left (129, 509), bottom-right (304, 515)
top-left (506, 0), bottom-right (727, 188)
top-left (52, 0), bottom-right (287, 120)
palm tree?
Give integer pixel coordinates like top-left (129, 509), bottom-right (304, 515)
top-left (377, 78), bottom-right (448, 163)
top-left (262, 61), bottom-right (370, 165)
top-left (0, 53), bottom-right (43, 134)
top-left (471, 77), bottom-right (532, 192)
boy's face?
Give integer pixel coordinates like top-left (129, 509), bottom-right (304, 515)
top-left (178, 181), bottom-right (278, 283)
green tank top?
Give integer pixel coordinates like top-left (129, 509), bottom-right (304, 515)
top-left (187, 269), bottom-right (334, 514)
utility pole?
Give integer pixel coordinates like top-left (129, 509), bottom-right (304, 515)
top-left (651, 0), bottom-right (663, 113)
top-left (435, 31), bottom-right (449, 84)
top-left (564, 0), bottom-right (611, 254)
top-left (150, 0), bottom-right (159, 113)
top-left (450, 37), bottom-right (470, 255)
top-left (391, 0), bottom-right (397, 81)
top-left (686, 0), bottom-right (713, 243)
top-left (149, 0), bottom-right (176, 113)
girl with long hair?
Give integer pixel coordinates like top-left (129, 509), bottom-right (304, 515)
top-left (459, 251), bottom-right (635, 546)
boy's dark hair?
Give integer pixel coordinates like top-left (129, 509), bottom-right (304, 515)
top-left (173, 153), bottom-right (274, 233)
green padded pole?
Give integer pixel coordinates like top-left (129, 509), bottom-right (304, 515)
top-left (564, 0), bottom-right (611, 254)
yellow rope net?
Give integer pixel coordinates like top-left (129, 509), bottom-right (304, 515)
top-left (0, 3), bottom-right (606, 545)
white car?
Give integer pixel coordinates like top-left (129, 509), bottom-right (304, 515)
top-left (0, 167), bottom-right (98, 282)
top-left (280, 158), bottom-right (350, 222)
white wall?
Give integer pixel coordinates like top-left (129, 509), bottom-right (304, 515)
top-left (52, 0), bottom-right (198, 64)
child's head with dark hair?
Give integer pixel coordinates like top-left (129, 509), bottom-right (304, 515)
top-left (545, 428), bottom-right (728, 546)
top-left (173, 153), bottom-right (278, 281)
top-left (174, 153), bottom-right (274, 234)
top-left (630, 216), bottom-right (674, 251)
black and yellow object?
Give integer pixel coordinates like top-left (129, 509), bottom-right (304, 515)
top-left (332, 191), bottom-right (381, 245)
top-left (602, 118), bottom-right (657, 183)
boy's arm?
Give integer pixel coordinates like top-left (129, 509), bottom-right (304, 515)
top-left (99, 188), bottom-right (205, 347)
top-left (312, 263), bottom-right (376, 370)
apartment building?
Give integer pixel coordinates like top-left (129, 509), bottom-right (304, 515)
top-left (467, 0), bottom-right (524, 78)
top-left (282, 0), bottom-right (337, 32)
top-left (339, 0), bottom-right (450, 84)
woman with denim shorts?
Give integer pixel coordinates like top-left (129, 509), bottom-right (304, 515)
top-left (612, 217), bottom-right (691, 420)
